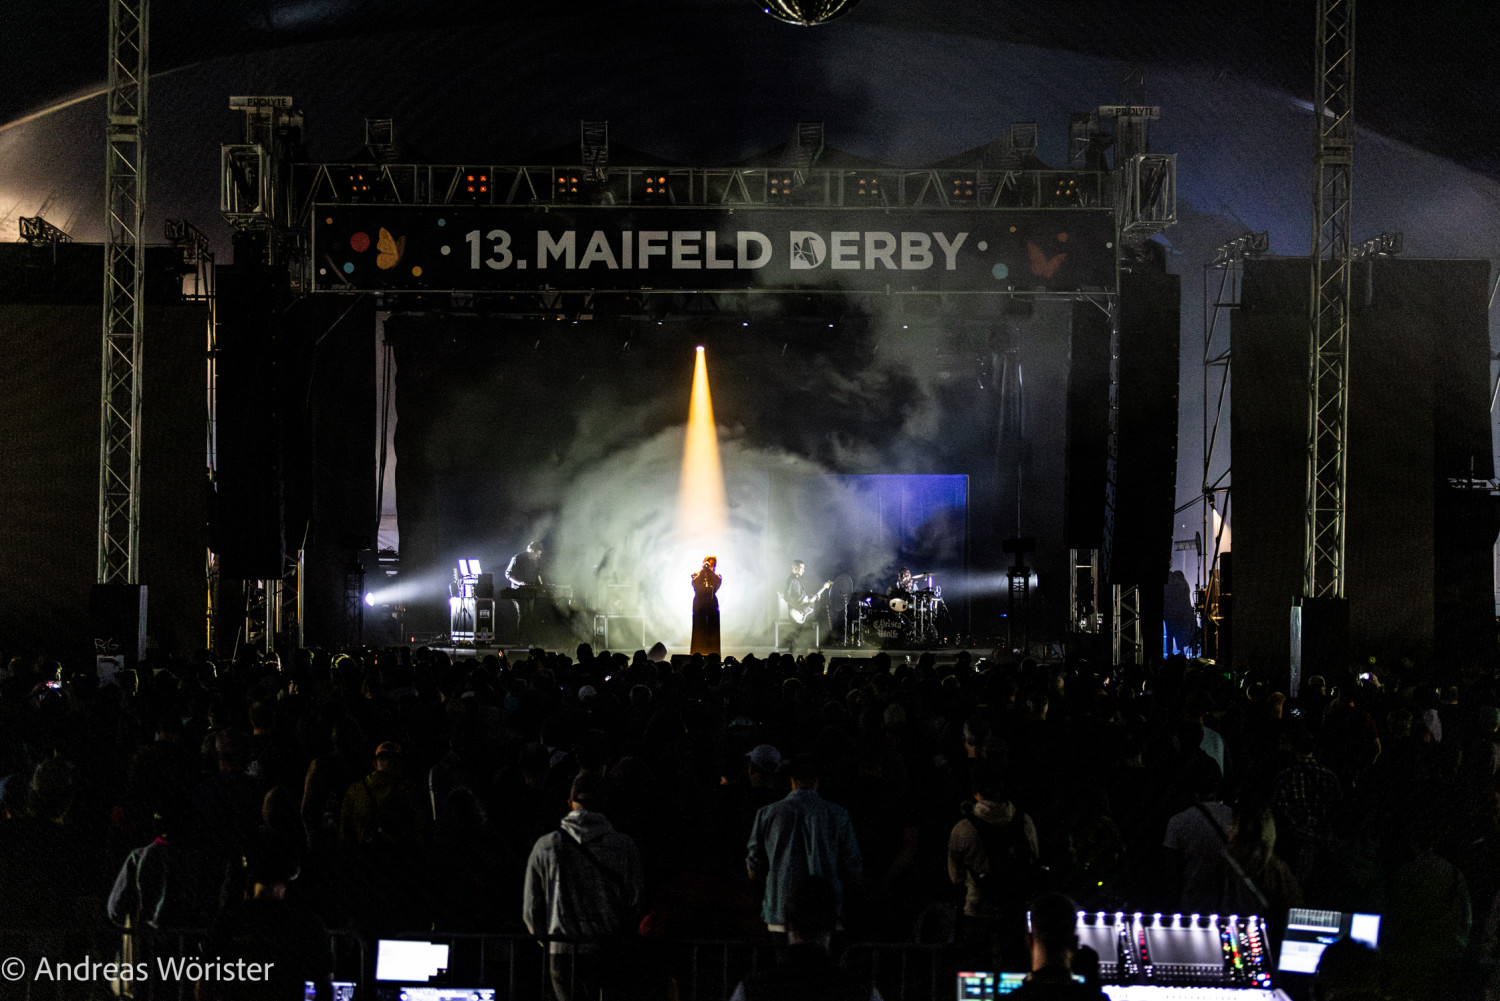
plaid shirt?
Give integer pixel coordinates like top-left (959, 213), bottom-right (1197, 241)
top-left (1271, 756), bottom-right (1342, 840)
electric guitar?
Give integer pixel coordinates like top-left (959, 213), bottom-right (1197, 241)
top-left (788, 581), bottom-right (832, 624)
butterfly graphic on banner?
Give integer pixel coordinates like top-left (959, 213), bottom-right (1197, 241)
top-left (1026, 240), bottom-right (1067, 279)
top-left (376, 227), bottom-right (406, 270)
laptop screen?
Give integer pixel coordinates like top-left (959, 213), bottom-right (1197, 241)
top-left (957, 971), bottom-right (1084, 997)
top-left (375, 939), bottom-right (451, 983)
top-left (1278, 908), bottom-right (1381, 974)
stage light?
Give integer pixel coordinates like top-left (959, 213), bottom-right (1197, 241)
top-left (555, 173), bottom-right (581, 201)
top-left (950, 176), bottom-right (976, 205)
top-left (761, 0), bottom-right (862, 26)
top-left (854, 175), bottom-right (881, 199)
top-left (769, 175), bottom-right (796, 199)
top-left (364, 592), bottom-right (375, 607)
top-left (679, 346), bottom-right (728, 554)
top-left (463, 171), bottom-right (489, 198)
top-left (643, 174), bottom-right (672, 200)
top-left (1048, 176), bottom-right (1084, 207)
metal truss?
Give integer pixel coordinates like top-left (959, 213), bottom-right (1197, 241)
top-left (297, 162), bottom-right (1111, 216)
top-left (19, 216), bottom-right (71, 245)
top-left (281, 551), bottom-right (304, 650)
top-left (1351, 230), bottom-right (1401, 259)
top-left (344, 566), bottom-right (365, 650)
top-left (1116, 153), bottom-right (1176, 241)
top-left (1201, 231), bottom-right (1267, 635)
top-left (1068, 112), bottom-right (1098, 170)
top-left (364, 118), bottom-right (399, 163)
top-left (581, 121), bottom-right (609, 181)
top-left (1305, 0), bottom-right (1356, 600)
top-left (791, 122), bottom-right (825, 170)
top-left (98, 0), bottom-right (148, 585)
top-left (1102, 297), bottom-right (1122, 584)
top-left (1069, 548), bottom-right (1101, 637)
top-left (221, 101), bottom-right (309, 287)
top-left (1007, 562), bottom-right (1032, 656)
top-left (244, 553), bottom-right (302, 656)
top-left (1112, 583), bottom-right (1143, 666)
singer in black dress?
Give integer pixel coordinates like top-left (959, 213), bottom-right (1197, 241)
top-left (690, 556), bottom-right (722, 655)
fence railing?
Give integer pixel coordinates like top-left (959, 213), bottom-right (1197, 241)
top-left (0, 925), bottom-right (957, 1001)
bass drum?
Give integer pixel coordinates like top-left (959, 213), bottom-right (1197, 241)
top-left (863, 609), bottom-right (907, 647)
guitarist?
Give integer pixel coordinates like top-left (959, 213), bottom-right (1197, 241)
top-left (781, 560), bottom-right (831, 645)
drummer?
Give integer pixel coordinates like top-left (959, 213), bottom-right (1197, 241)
top-left (888, 567), bottom-right (915, 613)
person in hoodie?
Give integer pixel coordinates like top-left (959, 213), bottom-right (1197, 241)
top-left (523, 770), bottom-right (644, 1001)
top-left (947, 758), bottom-right (1040, 967)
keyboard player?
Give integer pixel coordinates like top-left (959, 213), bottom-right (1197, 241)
top-left (505, 541), bottom-right (546, 642)
top-left (506, 541), bottom-right (545, 588)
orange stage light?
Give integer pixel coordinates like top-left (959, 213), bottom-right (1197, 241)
top-left (679, 346), bottom-right (728, 552)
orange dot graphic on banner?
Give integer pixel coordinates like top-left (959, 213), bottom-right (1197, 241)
top-left (412, 266), bottom-right (423, 277)
top-left (350, 231), bottom-right (371, 253)
top-left (1057, 232), bottom-right (1069, 243)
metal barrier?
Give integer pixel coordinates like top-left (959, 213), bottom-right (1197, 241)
top-left (0, 925), bottom-right (952, 1001)
top-left (367, 932), bottom-right (949, 1001)
top-left (843, 941), bottom-right (953, 1001)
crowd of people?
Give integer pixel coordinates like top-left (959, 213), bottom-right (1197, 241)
top-left (0, 638), bottom-right (1498, 999)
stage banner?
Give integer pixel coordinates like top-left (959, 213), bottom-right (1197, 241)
top-left (311, 205), bottom-right (1116, 294)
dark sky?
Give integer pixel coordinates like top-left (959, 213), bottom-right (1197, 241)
top-left (4, 1), bottom-right (1495, 175)
top-left (3, 0), bottom-right (1498, 591)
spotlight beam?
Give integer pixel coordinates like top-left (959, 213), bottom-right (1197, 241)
top-left (679, 345), bottom-right (728, 553)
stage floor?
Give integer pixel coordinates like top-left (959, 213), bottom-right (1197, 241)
top-left (427, 640), bottom-right (1008, 666)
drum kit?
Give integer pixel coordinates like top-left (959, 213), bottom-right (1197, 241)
top-left (852, 572), bottom-right (944, 648)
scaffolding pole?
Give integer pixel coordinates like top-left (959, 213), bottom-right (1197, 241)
top-left (1304, 0), bottom-right (1355, 600)
top-left (97, 0), bottom-right (149, 584)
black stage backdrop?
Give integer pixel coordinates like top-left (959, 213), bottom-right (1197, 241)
top-left (0, 301), bottom-right (207, 658)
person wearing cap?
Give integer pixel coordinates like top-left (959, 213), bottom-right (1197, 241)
top-left (746, 753), bottom-right (862, 934)
top-left (338, 741), bottom-right (428, 848)
top-left (747, 743), bottom-right (781, 777)
top-left (523, 771), bottom-right (644, 1001)
top-left (716, 745), bottom-right (784, 866)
